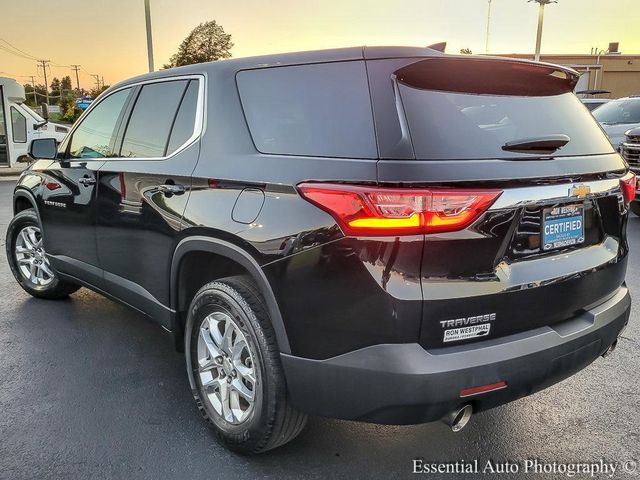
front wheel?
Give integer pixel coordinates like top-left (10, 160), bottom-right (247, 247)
top-left (187, 275), bottom-right (307, 454)
top-left (6, 209), bottom-right (79, 299)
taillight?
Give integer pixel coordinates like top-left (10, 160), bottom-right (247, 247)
top-left (298, 183), bottom-right (502, 236)
top-left (620, 172), bottom-right (637, 205)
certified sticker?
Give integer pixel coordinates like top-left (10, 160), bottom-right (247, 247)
top-left (443, 323), bottom-right (491, 343)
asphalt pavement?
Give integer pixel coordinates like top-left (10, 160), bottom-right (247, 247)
top-left (0, 178), bottom-right (638, 479)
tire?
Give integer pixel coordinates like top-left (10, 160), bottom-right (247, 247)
top-left (630, 201), bottom-right (640, 216)
top-left (6, 209), bottom-right (80, 299)
top-left (187, 275), bottom-right (307, 454)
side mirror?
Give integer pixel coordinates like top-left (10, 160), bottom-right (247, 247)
top-left (29, 138), bottom-right (58, 160)
top-left (40, 103), bottom-right (50, 121)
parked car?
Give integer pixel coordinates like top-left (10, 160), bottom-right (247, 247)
top-left (0, 77), bottom-right (70, 166)
top-left (593, 96), bottom-right (640, 148)
top-left (6, 47), bottom-right (632, 453)
top-left (582, 98), bottom-right (610, 112)
top-left (577, 89), bottom-right (611, 112)
top-left (620, 126), bottom-right (640, 215)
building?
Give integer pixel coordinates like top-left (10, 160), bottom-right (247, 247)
top-left (497, 53), bottom-right (640, 99)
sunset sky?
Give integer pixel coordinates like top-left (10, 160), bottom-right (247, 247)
top-left (0, 0), bottom-right (638, 89)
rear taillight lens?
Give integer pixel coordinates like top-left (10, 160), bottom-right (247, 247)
top-left (298, 183), bottom-right (502, 236)
top-left (620, 172), bottom-right (637, 205)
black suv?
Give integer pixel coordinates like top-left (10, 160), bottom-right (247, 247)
top-left (6, 47), bottom-right (633, 453)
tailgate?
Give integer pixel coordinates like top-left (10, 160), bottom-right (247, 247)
top-left (417, 179), bottom-right (628, 348)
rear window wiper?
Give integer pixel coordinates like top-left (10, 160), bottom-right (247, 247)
top-left (502, 134), bottom-right (570, 154)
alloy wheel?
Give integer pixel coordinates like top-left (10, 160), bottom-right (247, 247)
top-left (197, 311), bottom-right (257, 425)
top-left (14, 226), bottom-right (55, 286)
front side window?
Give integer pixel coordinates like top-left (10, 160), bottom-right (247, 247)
top-left (120, 80), bottom-right (189, 158)
top-left (237, 62), bottom-right (377, 159)
top-left (10, 107), bottom-right (27, 143)
top-left (69, 88), bottom-right (130, 158)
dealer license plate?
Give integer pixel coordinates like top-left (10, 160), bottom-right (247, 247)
top-left (443, 324), bottom-right (491, 343)
top-left (542, 204), bottom-right (585, 251)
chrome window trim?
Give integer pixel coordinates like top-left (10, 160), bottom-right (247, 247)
top-left (489, 178), bottom-right (623, 210)
top-left (66, 73), bottom-right (206, 162)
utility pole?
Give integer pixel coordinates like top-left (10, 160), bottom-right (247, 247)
top-left (90, 74), bottom-right (101, 91)
top-left (36, 59), bottom-right (50, 104)
top-left (144, 0), bottom-right (155, 72)
top-left (529, 0), bottom-right (557, 62)
top-left (485, 0), bottom-right (492, 54)
top-left (70, 65), bottom-right (81, 92)
top-left (28, 75), bottom-right (37, 104)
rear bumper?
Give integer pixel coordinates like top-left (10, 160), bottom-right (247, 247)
top-left (281, 286), bottom-right (630, 425)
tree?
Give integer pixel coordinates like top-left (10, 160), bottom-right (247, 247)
top-left (49, 77), bottom-right (61, 104)
top-left (163, 20), bottom-right (233, 68)
top-left (61, 76), bottom-right (73, 93)
top-left (89, 84), bottom-right (110, 98)
top-left (24, 83), bottom-right (48, 107)
top-left (460, 48), bottom-right (473, 54)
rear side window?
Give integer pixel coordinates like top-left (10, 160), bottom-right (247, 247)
top-left (166, 80), bottom-right (199, 155)
top-left (237, 62), bottom-right (377, 158)
top-left (120, 80), bottom-right (189, 158)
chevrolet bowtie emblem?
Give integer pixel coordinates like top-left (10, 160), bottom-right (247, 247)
top-left (569, 184), bottom-right (591, 199)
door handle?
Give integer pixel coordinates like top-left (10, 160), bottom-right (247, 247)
top-left (158, 183), bottom-right (186, 195)
top-left (78, 176), bottom-right (96, 186)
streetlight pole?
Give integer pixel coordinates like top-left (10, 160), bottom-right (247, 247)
top-left (144, 0), bottom-right (155, 72)
top-left (594, 49), bottom-right (607, 90)
top-left (530, 0), bottom-right (557, 62)
top-left (485, 0), bottom-right (492, 54)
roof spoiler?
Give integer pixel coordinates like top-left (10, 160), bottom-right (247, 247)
top-left (393, 56), bottom-right (580, 97)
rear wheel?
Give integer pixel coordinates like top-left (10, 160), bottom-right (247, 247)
top-left (187, 275), bottom-right (307, 454)
top-left (6, 209), bottom-right (79, 299)
top-left (630, 201), bottom-right (640, 216)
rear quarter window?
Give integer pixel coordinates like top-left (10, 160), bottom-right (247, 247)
top-left (237, 61), bottom-right (377, 159)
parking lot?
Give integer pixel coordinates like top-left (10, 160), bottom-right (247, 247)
top-left (0, 176), bottom-right (638, 479)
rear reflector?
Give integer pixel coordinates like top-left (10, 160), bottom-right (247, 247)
top-left (460, 381), bottom-right (507, 398)
top-left (620, 172), bottom-right (636, 205)
top-left (298, 183), bottom-right (501, 236)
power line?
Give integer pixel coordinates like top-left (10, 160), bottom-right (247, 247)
top-left (0, 44), bottom-right (37, 61)
top-left (1, 38), bottom-right (110, 98)
top-left (0, 39), bottom-right (39, 60)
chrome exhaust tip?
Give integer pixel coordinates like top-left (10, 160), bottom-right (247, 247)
top-left (443, 404), bottom-right (473, 432)
top-left (602, 339), bottom-right (618, 358)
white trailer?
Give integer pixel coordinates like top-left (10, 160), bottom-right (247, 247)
top-left (0, 77), bottom-right (70, 166)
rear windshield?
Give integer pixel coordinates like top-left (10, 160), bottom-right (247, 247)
top-left (399, 86), bottom-right (613, 160)
top-left (592, 98), bottom-right (640, 125)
